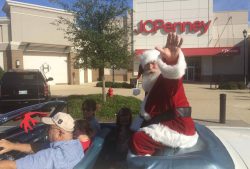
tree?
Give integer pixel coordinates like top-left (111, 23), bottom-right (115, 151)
top-left (52, 0), bottom-right (133, 102)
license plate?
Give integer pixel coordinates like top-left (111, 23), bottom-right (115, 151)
top-left (19, 90), bottom-right (28, 95)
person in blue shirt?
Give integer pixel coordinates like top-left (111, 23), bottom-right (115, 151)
top-left (0, 112), bottom-right (84, 169)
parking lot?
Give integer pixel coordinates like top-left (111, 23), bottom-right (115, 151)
top-left (50, 83), bottom-right (250, 127)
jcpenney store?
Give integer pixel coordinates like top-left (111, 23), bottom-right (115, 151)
top-left (133, 0), bottom-right (249, 82)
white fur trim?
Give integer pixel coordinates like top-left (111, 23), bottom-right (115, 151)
top-left (141, 50), bottom-right (160, 67)
top-left (157, 50), bottom-right (187, 79)
top-left (140, 124), bottom-right (199, 148)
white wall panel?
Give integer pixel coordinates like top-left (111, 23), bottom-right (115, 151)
top-left (0, 52), bottom-right (3, 70)
top-left (135, 3), bottom-right (147, 12)
top-left (146, 11), bottom-right (164, 20)
top-left (198, 35), bottom-right (210, 46)
top-left (164, 10), bottom-right (181, 20)
top-left (199, 9), bottom-right (209, 18)
top-left (10, 6), bottom-right (72, 46)
top-left (146, 35), bottom-right (164, 48)
top-left (199, 0), bottom-right (210, 8)
top-left (134, 12), bottom-right (147, 21)
top-left (214, 25), bottom-right (246, 39)
top-left (181, 35), bottom-right (199, 47)
top-left (134, 38), bottom-right (147, 47)
top-left (164, 1), bottom-right (181, 10)
top-left (87, 69), bottom-right (92, 82)
top-left (181, 9), bottom-right (200, 20)
top-left (181, 0), bottom-right (199, 9)
top-left (147, 2), bottom-right (163, 11)
top-left (79, 68), bottom-right (85, 84)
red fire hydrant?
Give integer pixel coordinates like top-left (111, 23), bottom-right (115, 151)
top-left (107, 87), bottom-right (114, 97)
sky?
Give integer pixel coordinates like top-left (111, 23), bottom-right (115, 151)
top-left (0, 0), bottom-right (249, 25)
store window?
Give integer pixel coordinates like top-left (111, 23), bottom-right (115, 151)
top-left (184, 57), bottom-right (201, 81)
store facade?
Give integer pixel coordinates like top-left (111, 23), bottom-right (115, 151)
top-left (133, 0), bottom-right (249, 82)
top-left (1, 0), bottom-right (248, 84)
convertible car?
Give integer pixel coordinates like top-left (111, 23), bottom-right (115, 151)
top-left (0, 101), bottom-right (249, 169)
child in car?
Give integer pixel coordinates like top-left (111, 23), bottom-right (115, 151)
top-left (74, 119), bottom-right (94, 152)
top-left (81, 99), bottom-right (101, 136)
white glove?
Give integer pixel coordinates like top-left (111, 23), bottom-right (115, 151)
top-left (132, 88), bottom-right (141, 96)
top-left (130, 115), bottom-right (144, 131)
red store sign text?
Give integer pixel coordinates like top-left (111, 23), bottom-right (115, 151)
top-left (134, 20), bottom-right (211, 34)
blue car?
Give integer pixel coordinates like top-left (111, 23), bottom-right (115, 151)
top-left (1, 101), bottom-right (249, 169)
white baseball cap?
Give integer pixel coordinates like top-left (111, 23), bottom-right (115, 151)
top-left (41, 112), bottom-right (75, 132)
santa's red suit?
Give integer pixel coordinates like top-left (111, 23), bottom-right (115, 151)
top-left (131, 49), bottom-right (199, 155)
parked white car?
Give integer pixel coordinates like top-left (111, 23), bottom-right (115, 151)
top-left (208, 126), bottom-right (250, 169)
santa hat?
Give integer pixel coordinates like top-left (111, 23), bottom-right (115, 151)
top-left (140, 50), bottom-right (160, 67)
top-left (137, 50), bottom-right (160, 79)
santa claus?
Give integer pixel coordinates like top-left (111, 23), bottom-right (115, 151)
top-left (130, 33), bottom-right (199, 156)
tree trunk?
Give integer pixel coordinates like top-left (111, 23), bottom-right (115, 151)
top-left (102, 73), bottom-right (106, 102)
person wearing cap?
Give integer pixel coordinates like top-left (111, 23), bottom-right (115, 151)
top-left (0, 112), bottom-right (84, 169)
top-left (130, 33), bottom-right (199, 156)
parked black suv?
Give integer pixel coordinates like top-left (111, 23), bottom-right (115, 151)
top-left (0, 70), bottom-right (53, 113)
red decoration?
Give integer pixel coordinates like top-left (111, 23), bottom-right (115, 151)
top-left (19, 112), bottom-right (48, 133)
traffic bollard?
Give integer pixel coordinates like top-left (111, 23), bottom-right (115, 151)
top-left (219, 94), bottom-right (226, 124)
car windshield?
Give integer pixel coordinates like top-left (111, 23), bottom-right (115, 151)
top-left (1, 72), bottom-right (43, 85)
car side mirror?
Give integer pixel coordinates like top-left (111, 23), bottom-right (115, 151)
top-left (47, 77), bottom-right (53, 82)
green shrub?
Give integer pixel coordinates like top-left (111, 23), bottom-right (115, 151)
top-left (67, 94), bottom-right (141, 121)
top-left (218, 81), bottom-right (245, 90)
top-left (96, 81), bottom-right (134, 88)
top-left (237, 82), bottom-right (246, 89)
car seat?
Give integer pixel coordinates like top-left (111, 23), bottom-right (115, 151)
top-left (73, 128), bottom-right (110, 169)
top-left (127, 123), bottom-right (234, 169)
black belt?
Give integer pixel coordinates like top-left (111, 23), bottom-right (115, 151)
top-left (176, 107), bottom-right (192, 117)
top-left (141, 107), bottom-right (192, 127)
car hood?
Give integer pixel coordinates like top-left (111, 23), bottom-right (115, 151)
top-left (208, 126), bottom-right (250, 169)
top-left (0, 101), bottom-right (66, 125)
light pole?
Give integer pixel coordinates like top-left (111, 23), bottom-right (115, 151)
top-left (243, 29), bottom-right (247, 85)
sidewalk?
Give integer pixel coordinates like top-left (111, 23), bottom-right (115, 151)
top-left (50, 83), bottom-right (250, 127)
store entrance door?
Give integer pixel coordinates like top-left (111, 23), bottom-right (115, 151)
top-left (185, 66), bottom-right (195, 81)
top-left (184, 57), bottom-right (201, 81)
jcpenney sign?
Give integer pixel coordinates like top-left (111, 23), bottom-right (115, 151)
top-left (134, 20), bottom-right (211, 34)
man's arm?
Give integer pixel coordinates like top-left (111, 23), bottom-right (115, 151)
top-left (0, 160), bottom-right (16, 169)
top-left (0, 139), bottom-right (34, 154)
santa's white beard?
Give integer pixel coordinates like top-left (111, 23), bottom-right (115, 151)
top-left (142, 71), bottom-right (160, 92)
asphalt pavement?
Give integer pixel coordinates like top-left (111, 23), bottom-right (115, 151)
top-left (50, 83), bottom-right (250, 127)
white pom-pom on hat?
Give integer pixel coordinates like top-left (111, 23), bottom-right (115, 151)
top-left (140, 50), bottom-right (160, 68)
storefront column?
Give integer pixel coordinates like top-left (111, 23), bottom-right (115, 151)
top-left (7, 50), bottom-right (23, 70)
